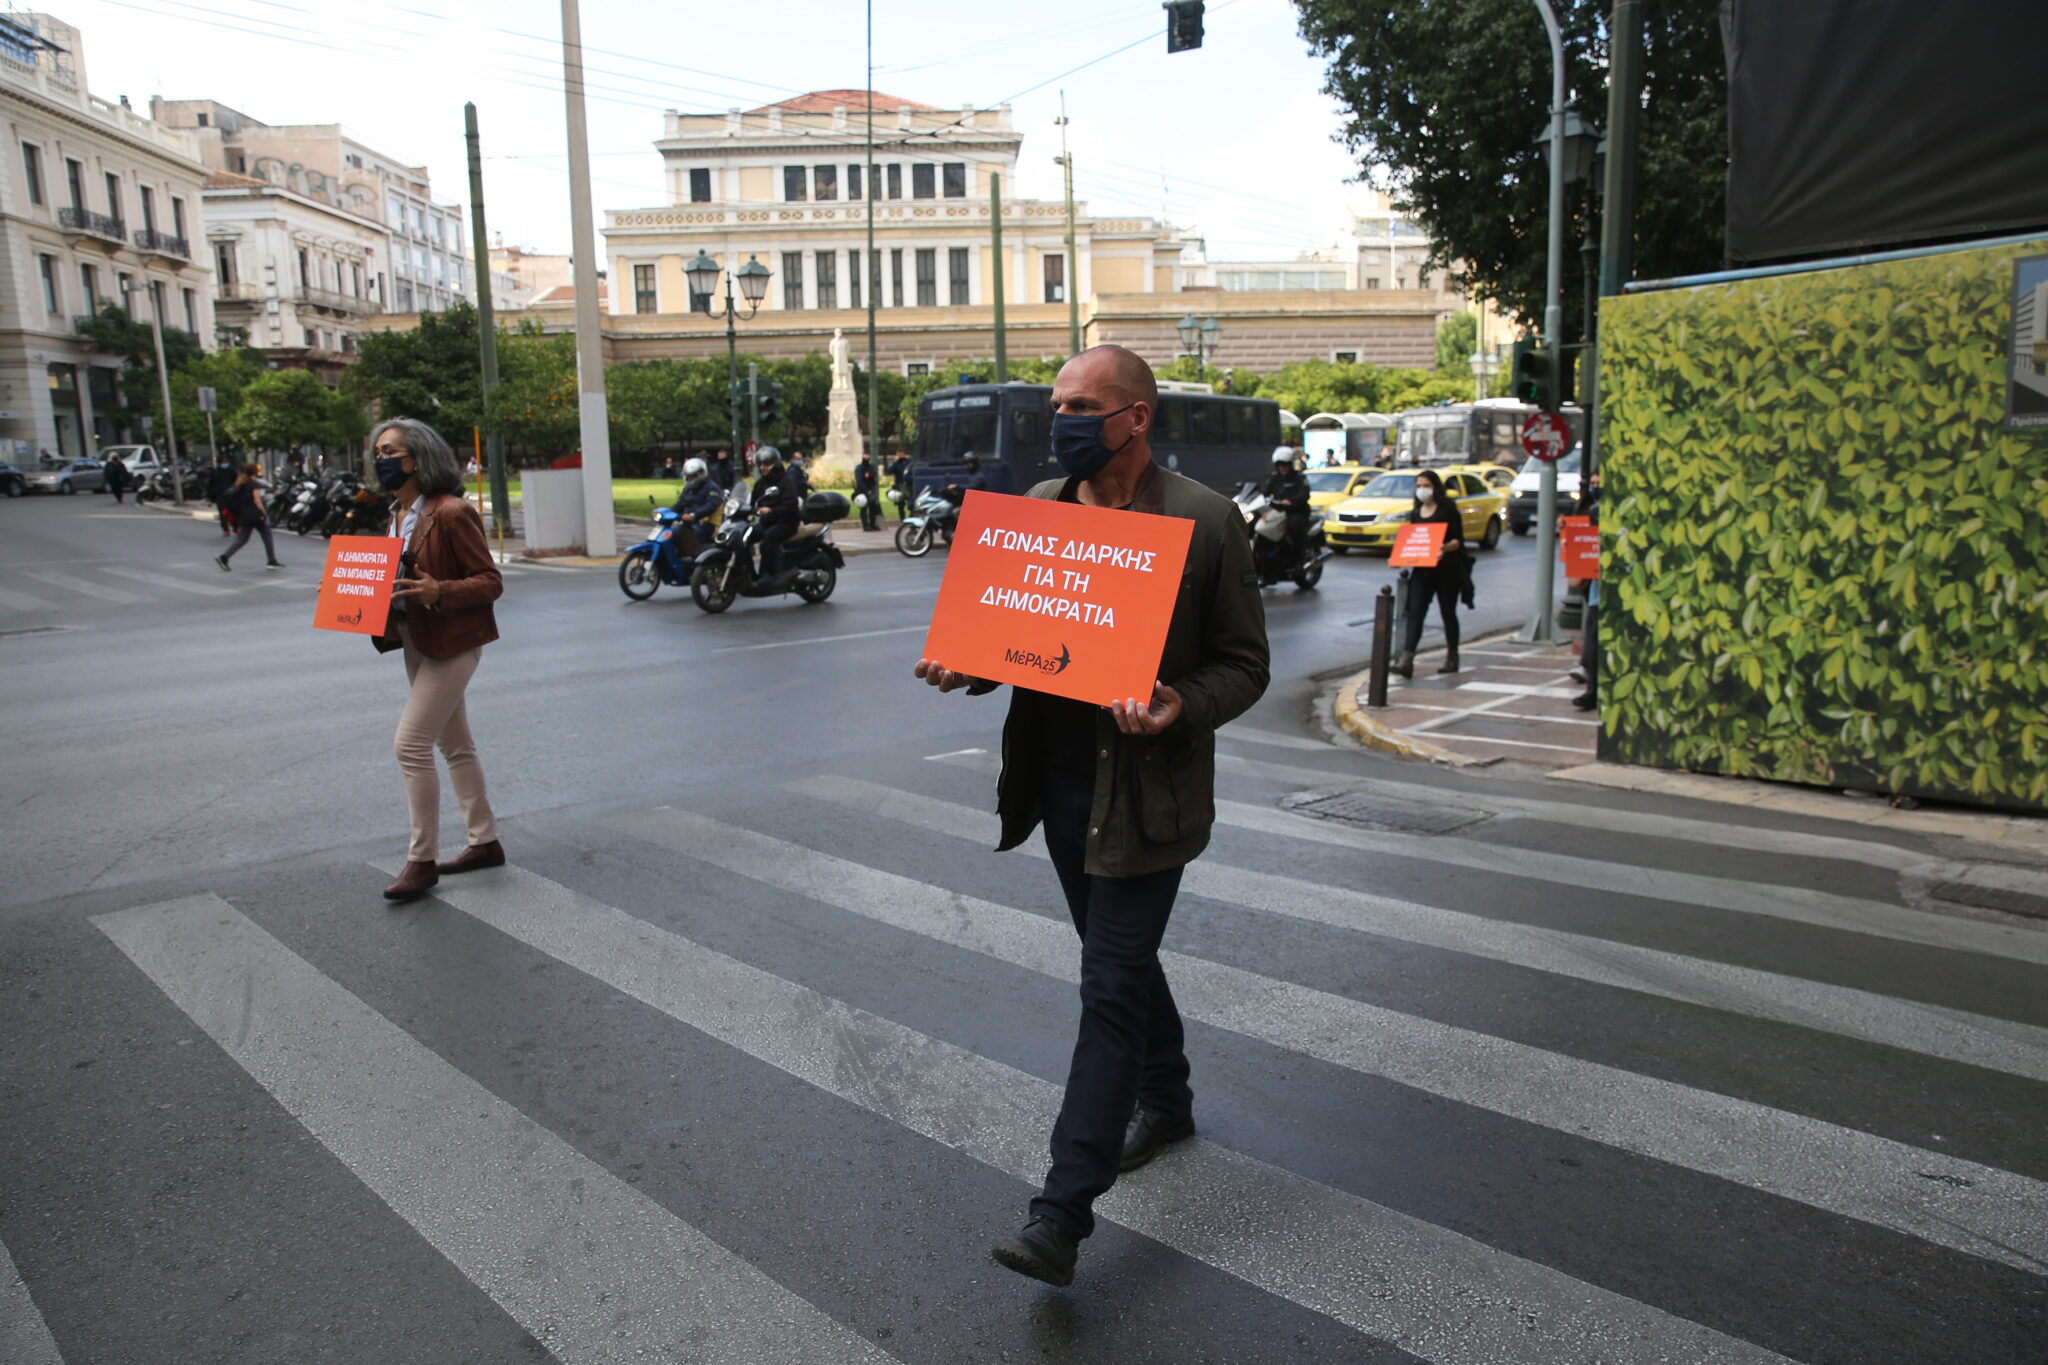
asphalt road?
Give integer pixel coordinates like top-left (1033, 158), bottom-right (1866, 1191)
top-left (1, 492), bottom-right (2043, 1364)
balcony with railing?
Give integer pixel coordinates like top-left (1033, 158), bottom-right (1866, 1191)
top-left (215, 282), bottom-right (264, 303)
top-left (58, 206), bottom-right (125, 246)
top-left (134, 228), bottom-right (190, 260)
top-left (295, 285), bottom-right (380, 317)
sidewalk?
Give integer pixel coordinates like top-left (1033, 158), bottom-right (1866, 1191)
top-left (1335, 633), bottom-right (1596, 768)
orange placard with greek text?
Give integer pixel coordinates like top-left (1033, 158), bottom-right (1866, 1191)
top-left (1388, 521), bottom-right (1447, 567)
top-left (313, 534), bottom-right (401, 635)
top-left (1561, 516), bottom-right (1601, 579)
top-left (922, 490), bottom-right (1194, 706)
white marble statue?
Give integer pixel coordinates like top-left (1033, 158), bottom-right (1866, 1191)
top-left (828, 328), bottom-right (853, 392)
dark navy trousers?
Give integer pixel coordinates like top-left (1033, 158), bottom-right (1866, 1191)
top-left (1030, 773), bottom-right (1191, 1240)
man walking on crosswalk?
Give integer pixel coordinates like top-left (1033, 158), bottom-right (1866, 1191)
top-left (915, 344), bottom-right (1270, 1286)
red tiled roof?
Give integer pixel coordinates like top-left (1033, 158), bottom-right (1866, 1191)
top-left (748, 90), bottom-right (936, 114)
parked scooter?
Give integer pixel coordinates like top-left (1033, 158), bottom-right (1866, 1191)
top-left (619, 506), bottom-right (713, 600)
top-left (689, 486), bottom-right (846, 613)
top-left (1234, 485), bottom-right (1328, 589)
top-left (894, 487), bottom-right (961, 558)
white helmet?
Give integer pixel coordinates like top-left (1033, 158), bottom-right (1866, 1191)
top-left (683, 457), bottom-right (707, 484)
top-left (1272, 445), bottom-right (1297, 464)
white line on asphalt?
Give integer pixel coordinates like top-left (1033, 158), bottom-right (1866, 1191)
top-left (1404, 694), bottom-right (1522, 734)
top-left (98, 565), bottom-right (235, 597)
top-left (413, 860), bottom-right (1793, 1365)
top-left (714, 624), bottom-right (927, 653)
top-left (22, 570), bottom-right (147, 604)
top-left (0, 584), bottom-right (59, 611)
top-left (922, 747), bottom-right (989, 761)
top-left (1414, 732), bottom-right (1595, 753)
top-left (608, 806), bottom-right (2048, 1277)
top-left (0, 1234), bottom-right (63, 1365)
top-left (1456, 682), bottom-right (1583, 699)
top-left (1345, 705), bottom-right (1602, 726)
top-left (93, 895), bottom-right (896, 1365)
top-left (791, 776), bottom-right (2048, 1083)
top-left (1217, 726), bottom-right (1341, 752)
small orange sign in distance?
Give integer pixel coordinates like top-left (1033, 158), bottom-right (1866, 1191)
top-left (1560, 515), bottom-right (1601, 579)
top-left (1388, 521), bottom-right (1447, 568)
top-left (922, 490), bottom-right (1194, 706)
top-left (314, 534), bottom-right (402, 636)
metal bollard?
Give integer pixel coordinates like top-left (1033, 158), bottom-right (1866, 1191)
top-left (1367, 584), bottom-right (1395, 707)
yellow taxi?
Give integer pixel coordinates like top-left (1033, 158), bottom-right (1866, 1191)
top-left (1323, 463), bottom-right (1511, 554)
top-left (1302, 463), bottom-right (1378, 514)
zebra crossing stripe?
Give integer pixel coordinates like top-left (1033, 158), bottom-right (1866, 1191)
top-left (0, 584), bottom-right (59, 611)
top-left (98, 565), bottom-right (235, 597)
top-left (605, 806), bottom-right (2048, 1277)
top-left (409, 861), bottom-right (1793, 1365)
top-left (0, 1234), bottom-right (63, 1365)
top-left (788, 776), bottom-right (2048, 1084)
top-left (92, 895), bottom-right (896, 1365)
top-left (21, 571), bottom-right (148, 605)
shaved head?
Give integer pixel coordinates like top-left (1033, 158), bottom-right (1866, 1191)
top-left (1063, 345), bottom-right (1159, 411)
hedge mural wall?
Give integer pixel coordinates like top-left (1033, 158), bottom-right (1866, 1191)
top-left (1599, 238), bottom-right (2048, 808)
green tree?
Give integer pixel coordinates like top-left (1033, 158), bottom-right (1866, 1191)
top-left (75, 304), bottom-right (205, 447)
top-left (493, 330), bottom-right (579, 460)
top-left (1294, 0), bottom-right (1727, 334)
top-left (166, 348), bottom-right (266, 462)
top-left (225, 369), bottom-right (364, 456)
top-left (343, 300), bottom-right (484, 435)
top-left (1435, 311), bottom-right (1478, 375)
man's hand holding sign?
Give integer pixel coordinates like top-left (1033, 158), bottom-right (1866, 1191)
top-left (915, 345), bottom-right (1269, 1289)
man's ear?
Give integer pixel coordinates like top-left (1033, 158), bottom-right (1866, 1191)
top-left (1130, 400), bottom-right (1152, 435)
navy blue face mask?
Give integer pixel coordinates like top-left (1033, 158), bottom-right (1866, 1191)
top-left (1049, 403), bottom-right (1136, 479)
top-left (374, 456), bottom-right (410, 492)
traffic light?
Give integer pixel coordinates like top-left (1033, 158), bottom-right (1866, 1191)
top-left (1511, 337), bottom-right (1579, 411)
top-left (1164, 0), bottom-right (1203, 53)
top-left (754, 381), bottom-right (783, 428)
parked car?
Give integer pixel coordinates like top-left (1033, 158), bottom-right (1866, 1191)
top-left (97, 444), bottom-right (166, 480)
top-left (0, 458), bottom-right (22, 497)
top-left (1324, 464), bottom-right (1508, 553)
top-left (25, 455), bottom-right (105, 494)
top-left (1303, 463), bottom-right (1378, 515)
top-left (1508, 447), bottom-right (1583, 535)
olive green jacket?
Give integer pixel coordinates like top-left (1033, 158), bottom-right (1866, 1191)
top-left (987, 461), bottom-right (1270, 876)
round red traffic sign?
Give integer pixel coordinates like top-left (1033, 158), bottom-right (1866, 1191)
top-left (1520, 411), bottom-right (1572, 461)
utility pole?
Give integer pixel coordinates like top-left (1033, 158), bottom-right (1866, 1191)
top-left (1516, 0), bottom-right (1568, 645)
top-left (865, 1), bottom-right (880, 461)
top-left (558, 0), bottom-right (613, 555)
top-left (748, 360), bottom-right (760, 448)
top-left (1055, 93), bottom-right (1079, 357)
top-left (1590, 0), bottom-right (1642, 487)
top-left (464, 103), bottom-right (509, 537)
top-left (126, 279), bottom-right (181, 505)
top-left (990, 171), bottom-right (1007, 382)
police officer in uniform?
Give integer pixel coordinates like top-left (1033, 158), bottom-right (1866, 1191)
top-left (853, 450), bottom-right (880, 532)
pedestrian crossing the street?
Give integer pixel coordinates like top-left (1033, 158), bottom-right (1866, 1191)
top-left (19, 749), bottom-right (2046, 1362)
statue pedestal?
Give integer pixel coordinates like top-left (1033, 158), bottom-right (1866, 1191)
top-left (816, 383), bottom-right (862, 484)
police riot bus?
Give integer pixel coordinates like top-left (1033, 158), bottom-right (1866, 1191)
top-left (908, 381), bottom-right (1284, 499)
top-left (1391, 398), bottom-right (1584, 469)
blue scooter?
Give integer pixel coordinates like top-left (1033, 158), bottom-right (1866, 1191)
top-left (619, 507), bottom-right (711, 600)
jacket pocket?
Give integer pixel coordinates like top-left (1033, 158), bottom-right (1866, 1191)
top-left (1136, 732), bottom-right (1213, 844)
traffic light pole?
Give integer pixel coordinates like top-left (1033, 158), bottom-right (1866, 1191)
top-left (724, 272), bottom-right (741, 471)
top-left (1517, 0), bottom-right (1568, 646)
top-left (748, 361), bottom-right (760, 448)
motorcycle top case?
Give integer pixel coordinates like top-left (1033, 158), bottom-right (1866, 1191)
top-left (801, 490), bottom-right (850, 524)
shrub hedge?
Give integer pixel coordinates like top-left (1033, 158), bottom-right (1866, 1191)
top-left (1598, 237), bottom-right (2048, 807)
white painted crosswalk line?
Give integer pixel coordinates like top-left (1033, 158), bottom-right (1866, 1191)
top-left (97, 565), bottom-right (235, 597)
top-left (789, 775), bottom-right (2048, 1084)
top-left (93, 895), bottom-right (895, 1365)
top-left (927, 748), bottom-right (2048, 964)
top-left (0, 1234), bottom-right (64, 1365)
top-left (607, 806), bottom-right (2048, 1277)
top-left (0, 584), bottom-right (59, 611)
top-left (21, 570), bottom-right (149, 604)
top-left (411, 860), bottom-right (1792, 1365)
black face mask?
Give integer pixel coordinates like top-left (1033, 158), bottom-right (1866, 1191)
top-left (1050, 403), bottom-right (1135, 479)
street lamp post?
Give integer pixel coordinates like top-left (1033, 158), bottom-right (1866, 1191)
top-left (686, 250), bottom-right (769, 474)
top-left (1469, 348), bottom-right (1501, 400)
top-left (122, 277), bottom-right (182, 506)
top-left (1176, 313), bottom-right (1221, 382)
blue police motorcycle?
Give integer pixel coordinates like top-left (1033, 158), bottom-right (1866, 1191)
top-left (619, 506), bottom-right (711, 600)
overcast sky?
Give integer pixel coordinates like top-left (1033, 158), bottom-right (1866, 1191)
top-left (55, 0), bottom-right (1379, 263)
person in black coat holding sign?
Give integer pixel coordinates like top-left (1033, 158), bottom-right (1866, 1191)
top-left (1395, 468), bottom-right (1465, 677)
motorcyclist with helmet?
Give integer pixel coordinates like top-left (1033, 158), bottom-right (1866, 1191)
top-left (941, 455), bottom-right (989, 507)
top-left (1262, 446), bottom-right (1311, 568)
top-left (751, 445), bottom-right (802, 574)
top-left (668, 457), bottom-right (724, 553)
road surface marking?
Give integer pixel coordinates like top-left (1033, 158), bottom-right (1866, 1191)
top-left (609, 806), bottom-right (2048, 1277)
top-left (1409, 732), bottom-right (1594, 753)
top-left (22, 570), bottom-right (148, 604)
top-left (412, 860), bottom-right (1792, 1365)
top-left (790, 776), bottom-right (2048, 1084)
top-left (1453, 682), bottom-right (1583, 699)
top-left (93, 895), bottom-right (895, 1365)
top-left (98, 565), bottom-right (235, 597)
top-left (0, 1234), bottom-right (63, 1365)
top-left (0, 585), bottom-right (59, 611)
top-left (714, 623), bottom-right (926, 653)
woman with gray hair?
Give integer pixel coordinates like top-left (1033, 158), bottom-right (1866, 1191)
top-left (369, 417), bottom-right (508, 903)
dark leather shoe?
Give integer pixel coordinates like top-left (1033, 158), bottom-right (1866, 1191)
top-left (1121, 1108), bottom-right (1196, 1172)
top-left (991, 1217), bottom-right (1077, 1287)
top-left (1571, 691), bottom-right (1597, 711)
top-left (383, 860), bottom-right (439, 902)
top-left (437, 840), bottom-right (505, 875)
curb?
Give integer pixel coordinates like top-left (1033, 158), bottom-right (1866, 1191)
top-left (1331, 666), bottom-right (1472, 766)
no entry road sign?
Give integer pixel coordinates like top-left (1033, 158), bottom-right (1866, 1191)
top-left (1521, 411), bottom-right (1572, 461)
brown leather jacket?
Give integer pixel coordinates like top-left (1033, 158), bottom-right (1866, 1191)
top-left (373, 495), bottom-right (502, 659)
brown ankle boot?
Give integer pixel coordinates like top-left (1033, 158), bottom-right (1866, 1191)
top-left (1438, 649), bottom-right (1460, 674)
top-left (437, 840), bottom-right (505, 875)
top-left (1394, 650), bottom-right (1415, 679)
top-left (383, 859), bottom-right (439, 903)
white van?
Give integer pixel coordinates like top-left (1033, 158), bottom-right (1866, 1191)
top-left (1507, 445), bottom-right (1583, 534)
top-left (98, 444), bottom-right (166, 478)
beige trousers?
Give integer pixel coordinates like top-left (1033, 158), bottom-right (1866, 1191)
top-left (395, 623), bottom-right (498, 862)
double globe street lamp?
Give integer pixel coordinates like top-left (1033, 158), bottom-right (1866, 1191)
top-left (685, 250), bottom-right (772, 467)
top-left (1176, 312), bottom-right (1222, 382)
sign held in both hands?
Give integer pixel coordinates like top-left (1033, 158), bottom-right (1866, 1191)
top-left (313, 535), bottom-right (402, 636)
top-left (922, 490), bottom-right (1193, 705)
top-left (1388, 520), bottom-right (1447, 568)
